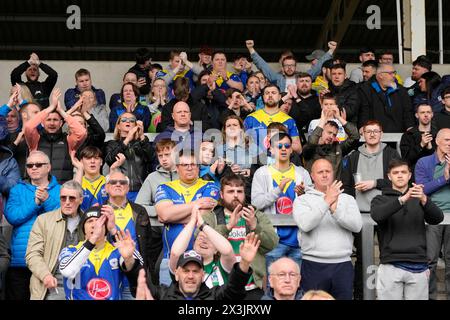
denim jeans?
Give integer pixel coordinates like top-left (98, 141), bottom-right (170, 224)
top-left (159, 258), bottom-right (172, 286)
top-left (265, 243), bottom-right (302, 291)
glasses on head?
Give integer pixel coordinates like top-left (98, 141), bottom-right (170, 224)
top-left (271, 272), bottom-right (300, 280)
top-left (120, 117), bottom-right (137, 123)
top-left (277, 143), bottom-right (291, 149)
top-left (108, 179), bottom-right (128, 186)
top-left (26, 162), bottom-right (48, 169)
top-left (364, 129), bottom-right (382, 135)
top-left (60, 195), bottom-right (78, 203)
top-left (178, 163), bottom-right (197, 168)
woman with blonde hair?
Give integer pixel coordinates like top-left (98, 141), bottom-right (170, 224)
top-left (146, 78), bottom-right (169, 133)
top-left (301, 290), bottom-right (335, 300)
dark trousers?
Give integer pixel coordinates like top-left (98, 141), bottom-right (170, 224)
top-left (301, 259), bottom-right (354, 300)
top-left (148, 226), bottom-right (163, 285)
top-left (353, 231), bottom-right (363, 300)
top-left (5, 267), bottom-right (31, 300)
top-left (244, 288), bottom-right (264, 300)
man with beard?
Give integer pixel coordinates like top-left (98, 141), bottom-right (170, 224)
top-left (202, 174), bottom-right (279, 299)
top-left (244, 84), bottom-right (302, 154)
top-left (404, 55), bottom-right (432, 102)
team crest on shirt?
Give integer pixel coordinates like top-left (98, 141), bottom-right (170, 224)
top-left (276, 196), bottom-right (293, 215)
top-left (210, 190), bottom-right (218, 197)
top-left (109, 258), bottom-right (119, 270)
top-left (87, 278), bottom-right (112, 300)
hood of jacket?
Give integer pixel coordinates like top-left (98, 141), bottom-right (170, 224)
top-left (358, 142), bottom-right (387, 158)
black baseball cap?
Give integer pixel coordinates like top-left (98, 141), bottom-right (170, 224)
top-left (177, 250), bottom-right (203, 268)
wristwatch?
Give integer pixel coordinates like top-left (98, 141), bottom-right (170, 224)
top-left (199, 222), bottom-right (209, 232)
top-left (398, 196), bottom-right (405, 206)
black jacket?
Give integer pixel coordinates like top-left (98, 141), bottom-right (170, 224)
top-left (400, 126), bottom-right (437, 168)
top-left (191, 84), bottom-right (228, 130)
top-left (433, 108), bottom-right (450, 131)
top-left (128, 63), bottom-right (151, 96)
top-left (10, 61), bottom-right (58, 107)
top-left (76, 115), bottom-right (106, 158)
top-left (342, 145), bottom-right (401, 197)
top-left (289, 93), bottom-right (321, 144)
top-left (126, 262), bottom-right (252, 300)
top-left (358, 77), bottom-right (415, 132)
top-left (371, 188), bottom-right (443, 264)
top-left (329, 79), bottom-right (360, 124)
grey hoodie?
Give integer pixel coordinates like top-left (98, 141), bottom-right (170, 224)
top-left (135, 166), bottom-right (179, 225)
top-left (293, 188), bottom-right (362, 263)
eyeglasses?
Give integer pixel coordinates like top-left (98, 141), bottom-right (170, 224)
top-left (26, 162), bottom-right (49, 169)
top-left (364, 130), bottom-right (382, 135)
top-left (283, 64), bottom-right (296, 68)
top-left (107, 179), bottom-right (128, 186)
top-left (444, 95), bottom-right (450, 100)
top-left (178, 163), bottom-right (197, 168)
top-left (277, 143), bottom-right (291, 149)
top-left (380, 71), bottom-right (397, 76)
top-left (120, 117), bottom-right (137, 123)
top-left (271, 272), bottom-right (300, 280)
top-left (60, 195), bottom-right (78, 202)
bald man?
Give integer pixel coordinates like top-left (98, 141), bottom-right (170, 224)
top-left (262, 257), bottom-right (302, 300)
top-left (415, 128), bottom-right (450, 300)
top-left (293, 158), bottom-right (362, 300)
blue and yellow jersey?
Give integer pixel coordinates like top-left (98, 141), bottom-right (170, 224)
top-left (267, 165), bottom-right (299, 247)
top-left (111, 203), bottom-right (139, 251)
top-left (81, 176), bottom-right (108, 212)
top-left (211, 70), bottom-right (242, 92)
top-left (155, 179), bottom-right (220, 258)
top-left (59, 241), bottom-right (124, 300)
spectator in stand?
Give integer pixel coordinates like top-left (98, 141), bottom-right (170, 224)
top-left (243, 73), bottom-right (264, 111)
top-left (180, 45), bottom-right (213, 81)
top-left (415, 128), bottom-right (450, 300)
top-left (361, 60), bottom-right (378, 82)
top-left (147, 78), bottom-right (169, 133)
top-left (4, 151), bottom-right (61, 300)
top-left (231, 54), bottom-right (253, 88)
top-left (149, 63), bottom-right (163, 83)
top-left (378, 50), bottom-right (403, 85)
top-left (414, 71), bottom-right (450, 113)
top-left (400, 104), bottom-right (437, 170)
top-left (306, 49), bottom-right (326, 69)
top-left (64, 68), bottom-right (106, 109)
top-left (434, 87), bottom-right (450, 131)
top-left (25, 180), bottom-right (84, 300)
top-left (170, 204), bottom-right (236, 288)
top-left (160, 51), bottom-right (196, 100)
top-left (104, 113), bottom-right (153, 202)
top-left (109, 71), bottom-right (146, 112)
top-left (220, 89), bottom-right (254, 126)
top-left (202, 174), bottom-right (278, 299)
top-left (358, 63), bottom-right (415, 132)
top-left (279, 93), bottom-right (293, 115)
top-left (209, 51), bottom-right (243, 92)
top-left (349, 47), bottom-right (376, 83)
top-left (10, 52), bottom-right (58, 107)
top-left (293, 158), bottom-right (362, 300)
top-left (371, 159), bottom-right (443, 300)
top-left (77, 89), bottom-right (109, 132)
top-left (404, 55), bottom-right (432, 98)
top-left (261, 257), bottom-right (303, 300)
top-left (24, 89), bottom-right (87, 184)
top-left (198, 140), bottom-right (225, 187)
top-left (0, 232), bottom-right (9, 299)
top-left (254, 71), bottom-right (268, 91)
top-left (109, 82), bottom-right (151, 132)
top-left (246, 40), bottom-right (337, 92)
top-left (135, 139), bottom-right (178, 284)
top-left (128, 47), bottom-right (152, 96)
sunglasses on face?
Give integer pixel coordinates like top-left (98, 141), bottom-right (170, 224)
top-left (108, 179), bottom-right (128, 186)
top-left (60, 195), bottom-right (78, 202)
top-left (26, 162), bottom-right (48, 169)
top-left (276, 143), bottom-right (291, 149)
top-left (120, 117), bottom-right (137, 123)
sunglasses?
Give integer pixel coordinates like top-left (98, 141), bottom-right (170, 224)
top-left (108, 179), bottom-right (128, 186)
top-left (277, 143), bottom-right (291, 149)
top-left (26, 162), bottom-right (49, 169)
top-left (60, 195), bottom-right (78, 202)
top-left (120, 117), bottom-right (137, 123)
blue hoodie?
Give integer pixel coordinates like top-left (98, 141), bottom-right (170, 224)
top-left (5, 175), bottom-right (61, 267)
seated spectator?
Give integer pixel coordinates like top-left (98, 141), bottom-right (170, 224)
top-left (349, 47), bottom-right (376, 83)
top-left (25, 180), bottom-right (84, 300)
top-left (254, 71), bottom-right (268, 91)
top-left (199, 140), bottom-right (224, 186)
top-left (109, 71), bottom-right (146, 112)
top-left (24, 89), bottom-right (87, 184)
top-left (220, 89), bottom-right (254, 126)
top-left (293, 158), bottom-right (362, 300)
top-left (434, 87), bottom-right (450, 131)
top-left (169, 204), bottom-right (236, 288)
top-left (400, 104), bottom-right (437, 170)
top-left (414, 71), bottom-right (450, 113)
top-left (358, 63), bottom-right (415, 132)
top-left (371, 159), bottom-right (443, 300)
top-left (58, 207), bottom-right (141, 300)
top-left (4, 151), bottom-right (61, 300)
top-left (149, 63), bottom-right (163, 83)
top-left (64, 68), bottom-right (106, 109)
top-left (243, 73), bottom-right (264, 111)
top-left (104, 113), bottom-right (153, 202)
top-left (181, 45), bottom-right (213, 80)
top-left (261, 257), bottom-right (303, 300)
top-left (279, 92), bottom-right (293, 115)
top-left (404, 55), bottom-right (432, 99)
top-left (378, 50), bottom-right (403, 85)
top-left (209, 51), bottom-right (243, 92)
top-left (160, 51), bottom-right (195, 100)
top-left (231, 54), bottom-right (252, 87)
top-left (10, 52), bottom-right (57, 107)
top-left (361, 60), bottom-right (378, 82)
top-left (146, 78), bottom-right (169, 133)
top-left (78, 89), bottom-right (109, 132)
top-left (128, 47), bottom-right (152, 96)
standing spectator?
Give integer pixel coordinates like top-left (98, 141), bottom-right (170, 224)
top-left (64, 69), bottom-right (106, 109)
top-left (220, 89), bottom-right (254, 126)
top-left (358, 63), bottom-right (415, 132)
top-left (261, 257), bottom-right (303, 300)
top-left (160, 51), bottom-right (196, 99)
top-left (371, 160), bottom-right (443, 300)
top-left (79, 89), bottom-right (109, 132)
top-left (146, 78), bottom-right (169, 133)
top-left (251, 132), bottom-right (312, 287)
top-left (181, 45), bottom-right (213, 80)
top-left (415, 128), bottom-right (450, 300)
top-left (400, 104), bottom-right (437, 169)
top-left (0, 231), bottom-right (9, 300)
top-left (361, 60), bottom-right (378, 82)
top-left (378, 50), bottom-right (403, 85)
top-left (128, 48), bottom-right (152, 96)
top-left (135, 139), bottom-right (178, 284)
top-left (26, 180), bottom-right (84, 300)
top-left (349, 47), bottom-right (376, 83)
top-left (154, 150), bottom-right (219, 286)
top-left (202, 174), bottom-right (279, 299)
top-left (209, 51), bottom-right (243, 92)
top-left (10, 52), bottom-right (58, 107)
top-left (24, 89), bottom-right (87, 184)
top-left (243, 74), bottom-right (264, 111)
top-left (404, 55), bottom-right (432, 100)
top-left (4, 151), bottom-right (61, 300)
top-left (104, 113), bottom-right (153, 202)
top-left (434, 87), bottom-right (450, 131)
top-left (293, 158), bottom-right (362, 300)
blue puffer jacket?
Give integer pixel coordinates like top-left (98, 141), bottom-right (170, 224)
top-left (4, 175), bottom-right (61, 267)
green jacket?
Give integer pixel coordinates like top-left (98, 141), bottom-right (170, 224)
top-left (202, 206), bottom-right (279, 290)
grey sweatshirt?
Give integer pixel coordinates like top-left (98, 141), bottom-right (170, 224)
top-left (135, 166), bottom-right (178, 225)
top-left (293, 188), bottom-right (362, 263)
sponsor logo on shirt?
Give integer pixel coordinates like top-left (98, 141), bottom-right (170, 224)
top-left (276, 196), bottom-right (293, 215)
top-left (87, 278), bottom-right (112, 300)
